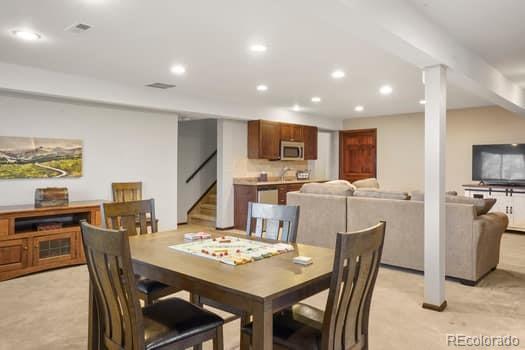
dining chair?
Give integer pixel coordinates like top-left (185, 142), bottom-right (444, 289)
top-left (246, 202), bottom-right (300, 242)
top-left (240, 221), bottom-right (386, 350)
top-left (112, 182), bottom-right (143, 202)
top-left (103, 199), bottom-right (178, 306)
top-left (81, 221), bottom-right (224, 350)
top-left (198, 202), bottom-right (300, 330)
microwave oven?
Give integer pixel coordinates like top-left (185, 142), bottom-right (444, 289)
top-left (281, 141), bottom-right (304, 160)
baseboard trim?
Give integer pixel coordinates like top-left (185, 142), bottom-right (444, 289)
top-left (422, 300), bottom-right (447, 312)
top-left (215, 226), bottom-right (235, 231)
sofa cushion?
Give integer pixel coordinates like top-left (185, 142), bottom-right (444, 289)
top-left (352, 178), bottom-right (380, 189)
top-left (446, 195), bottom-right (497, 216)
top-left (353, 189), bottom-right (410, 200)
top-left (300, 182), bottom-right (354, 196)
top-left (410, 190), bottom-right (458, 201)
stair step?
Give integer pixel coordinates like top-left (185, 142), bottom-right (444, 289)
top-left (199, 204), bottom-right (216, 216)
top-left (189, 213), bottom-right (215, 221)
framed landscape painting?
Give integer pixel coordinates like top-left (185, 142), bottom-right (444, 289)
top-left (0, 136), bottom-right (82, 179)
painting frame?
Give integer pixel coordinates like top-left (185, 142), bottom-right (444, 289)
top-left (0, 136), bottom-right (83, 179)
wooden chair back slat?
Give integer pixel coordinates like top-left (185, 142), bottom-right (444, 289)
top-left (103, 199), bottom-right (157, 236)
top-left (321, 222), bottom-right (386, 350)
top-left (245, 202), bottom-right (299, 243)
top-left (112, 182), bottom-right (143, 203)
top-left (81, 221), bottom-right (145, 350)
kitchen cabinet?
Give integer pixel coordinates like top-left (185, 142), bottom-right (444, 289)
top-left (247, 120), bottom-right (318, 160)
top-left (248, 120), bottom-right (281, 160)
top-left (234, 181), bottom-right (322, 230)
top-left (280, 124), bottom-right (304, 142)
top-left (277, 183), bottom-right (303, 205)
top-left (303, 125), bottom-right (318, 160)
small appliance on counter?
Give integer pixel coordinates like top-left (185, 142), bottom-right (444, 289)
top-left (257, 171), bottom-right (268, 182)
top-left (296, 169), bottom-right (311, 180)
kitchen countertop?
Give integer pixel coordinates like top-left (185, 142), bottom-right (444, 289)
top-left (233, 177), bottom-right (327, 186)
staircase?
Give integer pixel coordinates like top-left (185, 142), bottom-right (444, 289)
top-left (188, 184), bottom-right (216, 228)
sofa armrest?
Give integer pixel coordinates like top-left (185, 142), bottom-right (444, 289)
top-left (471, 212), bottom-right (508, 280)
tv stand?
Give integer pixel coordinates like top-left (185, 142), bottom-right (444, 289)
top-left (0, 201), bottom-right (102, 281)
top-left (463, 184), bottom-right (525, 232)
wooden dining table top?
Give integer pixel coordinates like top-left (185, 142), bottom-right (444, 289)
top-left (128, 225), bottom-right (335, 302)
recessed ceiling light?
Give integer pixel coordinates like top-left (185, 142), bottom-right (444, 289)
top-left (379, 85), bottom-right (393, 95)
top-left (331, 70), bottom-right (345, 79)
top-left (12, 30), bottom-right (41, 41)
top-left (170, 64), bottom-right (186, 75)
top-left (311, 97), bottom-right (321, 103)
top-left (256, 84), bottom-right (268, 92)
top-left (292, 104), bottom-right (301, 112)
top-left (250, 44), bottom-right (267, 53)
top-left (419, 99), bottom-right (426, 105)
top-left (354, 105), bottom-right (364, 112)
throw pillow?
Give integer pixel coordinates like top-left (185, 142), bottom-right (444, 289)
top-left (352, 178), bottom-right (380, 189)
top-left (326, 180), bottom-right (357, 190)
top-left (445, 195), bottom-right (497, 216)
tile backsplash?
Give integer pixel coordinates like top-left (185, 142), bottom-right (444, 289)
top-left (233, 159), bottom-right (309, 177)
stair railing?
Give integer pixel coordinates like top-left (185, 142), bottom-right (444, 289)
top-left (185, 150), bottom-right (217, 184)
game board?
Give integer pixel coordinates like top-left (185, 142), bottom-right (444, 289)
top-left (169, 235), bottom-right (294, 265)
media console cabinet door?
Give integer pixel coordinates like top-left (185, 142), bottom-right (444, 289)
top-left (32, 231), bottom-right (78, 267)
top-left (0, 239), bottom-right (29, 273)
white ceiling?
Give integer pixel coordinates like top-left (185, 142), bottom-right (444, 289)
top-left (0, 0), bottom-right (491, 119)
top-left (409, 0), bottom-right (525, 87)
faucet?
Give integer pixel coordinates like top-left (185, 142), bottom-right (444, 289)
top-left (279, 167), bottom-right (293, 182)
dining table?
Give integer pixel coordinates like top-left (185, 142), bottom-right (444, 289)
top-left (89, 225), bottom-right (335, 350)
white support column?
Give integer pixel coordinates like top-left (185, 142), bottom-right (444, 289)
top-left (423, 65), bottom-right (447, 311)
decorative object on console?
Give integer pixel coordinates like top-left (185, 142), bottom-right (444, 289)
top-left (35, 187), bottom-right (69, 208)
top-left (0, 136), bottom-right (82, 179)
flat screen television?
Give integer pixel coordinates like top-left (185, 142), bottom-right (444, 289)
top-left (472, 144), bottom-right (525, 185)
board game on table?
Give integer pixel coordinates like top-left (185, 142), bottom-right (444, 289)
top-left (169, 234), bottom-right (294, 265)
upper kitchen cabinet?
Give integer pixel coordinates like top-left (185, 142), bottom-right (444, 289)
top-left (303, 125), bottom-right (318, 160)
top-left (248, 120), bottom-right (281, 160)
top-left (247, 120), bottom-right (318, 160)
top-left (280, 123), bottom-right (304, 142)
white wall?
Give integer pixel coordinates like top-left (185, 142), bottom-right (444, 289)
top-left (177, 119), bottom-right (217, 223)
top-left (309, 130), bottom-right (339, 180)
top-left (0, 92), bottom-right (179, 230)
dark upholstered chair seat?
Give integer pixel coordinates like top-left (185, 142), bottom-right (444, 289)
top-left (241, 303), bottom-right (324, 350)
top-left (136, 277), bottom-right (170, 294)
top-left (143, 298), bottom-right (224, 350)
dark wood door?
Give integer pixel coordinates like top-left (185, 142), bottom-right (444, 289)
top-left (339, 129), bottom-right (377, 182)
top-left (260, 121), bottom-right (281, 159)
top-left (280, 124), bottom-right (304, 142)
top-left (303, 126), bottom-right (318, 160)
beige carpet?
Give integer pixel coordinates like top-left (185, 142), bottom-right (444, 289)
top-left (1, 233), bottom-right (524, 350)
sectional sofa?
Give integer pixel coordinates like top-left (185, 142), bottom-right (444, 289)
top-left (287, 183), bottom-right (508, 285)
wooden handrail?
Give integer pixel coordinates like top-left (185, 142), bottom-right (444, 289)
top-left (185, 150), bottom-right (217, 183)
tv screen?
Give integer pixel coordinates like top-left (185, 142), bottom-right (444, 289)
top-left (473, 144), bottom-right (525, 184)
